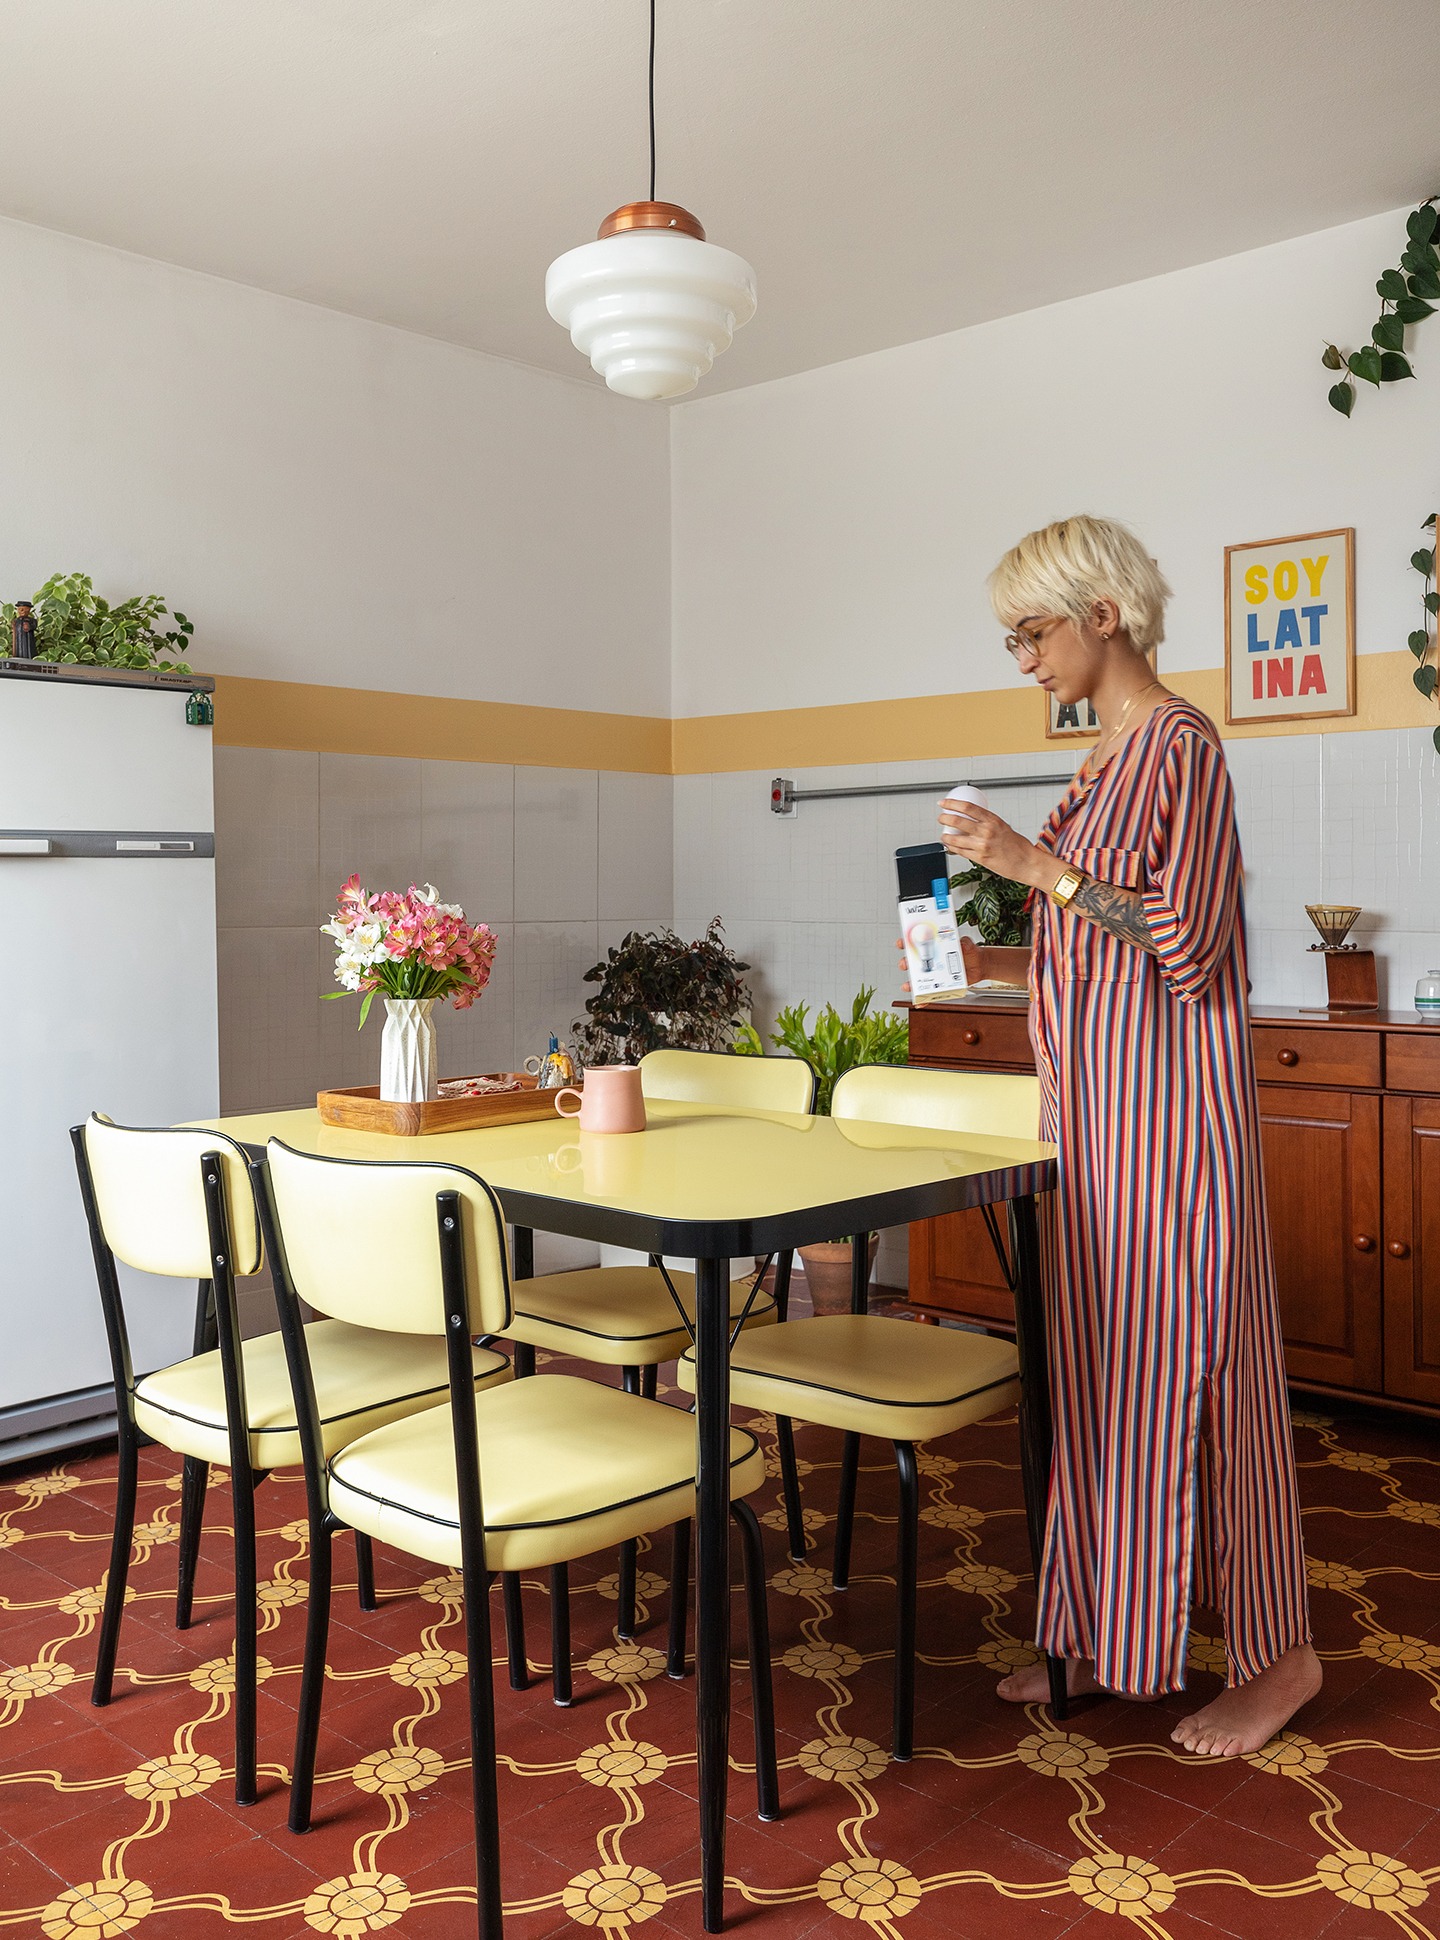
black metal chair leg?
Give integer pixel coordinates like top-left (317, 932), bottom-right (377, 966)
top-left (502, 1572), bottom-right (530, 1690)
top-left (731, 1499), bottom-right (780, 1822)
top-left (893, 1442), bottom-right (919, 1762)
top-left (289, 1521), bottom-right (332, 1833)
top-left (550, 1563), bottom-right (572, 1706)
top-left (174, 1454), bottom-right (207, 1631)
top-left (617, 1541), bottom-right (638, 1642)
top-left (232, 1468), bottom-right (260, 1806)
top-left (774, 1249), bottom-right (793, 1322)
top-left (775, 1416), bottom-right (807, 1560)
top-left (640, 1364), bottom-right (658, 1399)
top-left (354, 1531), bottom-right (377, 1613)
top-left (92, 1420), bottom-right (139, 1707)
top-left (832, 1432), bottom-right (861, 1589)
top-left (513, 1342), bottom-right (536, 1379)
top-left (667, 1519), bottom-right (690, 1679)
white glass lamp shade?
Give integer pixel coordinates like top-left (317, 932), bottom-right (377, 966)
top-left (546, 229), bottom-right (757, 401)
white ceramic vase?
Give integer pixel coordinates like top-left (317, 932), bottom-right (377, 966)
top-left (380, 998), bottom-right (439, 1104)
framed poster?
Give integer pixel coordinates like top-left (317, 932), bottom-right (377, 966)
top-left (1044, 645), bottom-right (1158, 740)
top-left (1224, 528), bottom-right (1355, 725)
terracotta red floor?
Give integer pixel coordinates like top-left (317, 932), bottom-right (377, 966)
top-left (2, 1368), bottom-right (1440, 1938)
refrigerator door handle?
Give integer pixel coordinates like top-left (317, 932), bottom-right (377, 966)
top-left (0, 838), bottom-right (51, 854)
top-left (115, 839), bottom-right (195, 853)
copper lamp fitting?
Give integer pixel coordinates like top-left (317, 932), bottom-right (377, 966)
top-left (598, 201), bottom-right (706, 241)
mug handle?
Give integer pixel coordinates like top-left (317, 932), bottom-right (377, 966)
top-left (554, 1088), bottom-right (583, 1118)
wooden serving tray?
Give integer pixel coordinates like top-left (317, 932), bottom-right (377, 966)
top-left (316, 1073), bottom-right (573, 1137)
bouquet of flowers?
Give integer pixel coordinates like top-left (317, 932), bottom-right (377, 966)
top-left (322, 876), bottom-right (498, 1027)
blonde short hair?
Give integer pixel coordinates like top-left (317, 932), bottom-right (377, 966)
top-left (988, 515), bottom-right (1172, 652)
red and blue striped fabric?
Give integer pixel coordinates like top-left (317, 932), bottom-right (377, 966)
top-left (1029, 696), bottom-right (1309, 1695)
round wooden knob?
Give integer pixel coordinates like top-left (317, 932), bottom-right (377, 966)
top-left (1354, 1235), bottom-right (1375, 1252)
top-left (1389, 1240), bottom-right (1411, 1259)
top-left (1277, 1049), bottom-right (1299, 1066)
top-left (963, 1030), bottom-right (980, 1046)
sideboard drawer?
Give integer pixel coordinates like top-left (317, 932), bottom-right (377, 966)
top-left (1251, 1025), bottom-right (1381, 1090)
top-left (1386, 1032), bottom-right (1440, 1093)
top-left (908, 1003), bottom-right (1035, 1070)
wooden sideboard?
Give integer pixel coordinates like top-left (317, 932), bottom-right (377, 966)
top-left (903, 996), bottom-right (1440, 1416)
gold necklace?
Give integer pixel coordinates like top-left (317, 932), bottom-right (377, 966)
top-left (1089, 679), bottom-right (1162, 769)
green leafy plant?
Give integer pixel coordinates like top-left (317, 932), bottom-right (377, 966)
top-left (1322, 199), bottom-right (1439, 416)
top-left (572, 918), bottom-right (751, 1066)
top-left (1408, 512), bottom-right (1440, 754)
top-left (1, 573), bottom-right (194, 671)
top-left (734, 984), bottom-right (908, 1115)
top-left (947, 862), bottom-right (1032, 947)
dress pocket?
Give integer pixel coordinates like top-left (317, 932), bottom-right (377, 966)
top-left (1058, 846), bottom-right (1146, 983)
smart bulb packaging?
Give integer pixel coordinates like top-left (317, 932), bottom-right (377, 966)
top-left (897, 841), bottom-right (968, 1003)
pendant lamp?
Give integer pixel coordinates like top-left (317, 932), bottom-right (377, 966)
top-left (545, 1), bottom-right (756, 401)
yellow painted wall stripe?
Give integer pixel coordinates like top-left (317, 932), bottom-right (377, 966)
top-left (214, 654), bottom-right (1432, 777)
top-left (212, 676), bottom-right (672, 774)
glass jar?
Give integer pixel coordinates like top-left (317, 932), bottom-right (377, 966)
top-left (1416, 970), bottom-right (1440, 1018)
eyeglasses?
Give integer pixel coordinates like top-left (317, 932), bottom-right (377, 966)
top-left (1004, 619), bottom-right (1049, 660)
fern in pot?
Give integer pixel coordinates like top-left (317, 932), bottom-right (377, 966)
top-left (736, 984), bottom-right (909, 1314)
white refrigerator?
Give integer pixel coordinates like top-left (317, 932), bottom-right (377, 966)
top-left (0, 663), bottom-right (219, 1464)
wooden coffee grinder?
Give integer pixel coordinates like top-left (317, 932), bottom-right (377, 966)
top-left (1303, 904), bottom-right (1378, 1011)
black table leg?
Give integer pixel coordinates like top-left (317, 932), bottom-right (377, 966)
top-left (510, 1225), bottom-right (534, 1281)
top-left (1008, 1193), bottom-right (1067, 1722)
top-left (693, 1254), bottom-right (731, 1933)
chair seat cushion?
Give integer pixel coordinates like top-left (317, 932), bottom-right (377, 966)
top-left (506, 1264), bottom-right (776, 1365)
top-left (133, 1319), bottom-right (511, 1471)
top-left (678, 1315), bottom-right (1020, 1443)
top-left (327, 1372), bottom-right (765, 1572)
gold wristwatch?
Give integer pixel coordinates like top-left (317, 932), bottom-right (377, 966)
top-left (1049, 865), bottom-right (1085, 909)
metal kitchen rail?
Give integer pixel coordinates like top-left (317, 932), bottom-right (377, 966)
top-left (769, 772), bottom-right (1074, 814)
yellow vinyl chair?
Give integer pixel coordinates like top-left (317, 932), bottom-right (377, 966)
top-left (499, 1046), bottom-right (816, 1669)
top-left (679, 1065), bottom-right (1038, 1760)
top-left (72, 1116), bottom-right (512, 1805)
top-left (255, 1139), bottom-right (779, 1940)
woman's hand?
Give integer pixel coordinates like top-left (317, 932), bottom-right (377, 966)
top-left (939, 803), bottom-right (1059, 893)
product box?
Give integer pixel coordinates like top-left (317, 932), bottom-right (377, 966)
top-left (897, 841), bottom-right (968, 1002)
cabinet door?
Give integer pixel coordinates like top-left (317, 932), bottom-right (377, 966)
top-left (908, 1207), bottom-right (1017, 1328)
top-left (1382, 1095), bottom-right (1440, 1405)
top-left (1257, 1084), bottom-right (1383, 1393)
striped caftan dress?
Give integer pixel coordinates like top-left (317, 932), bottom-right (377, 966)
top-left (1028, 695), bottom-right (1309, 1695)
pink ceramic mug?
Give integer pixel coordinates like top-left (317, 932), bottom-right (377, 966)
top-left (554, 1066), bottom-right (647, 1134)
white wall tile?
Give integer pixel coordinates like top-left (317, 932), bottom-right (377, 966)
top-left (513, 921), bottom-right (600, 1068)
top-left (1322, 728), bottom-right (1440, 935)
top-left (599, 771), bottom-right (674, 922)
top-left (214, 747), bottom-right (319, 928)
top-left (420, 760), bottom-right (514, 925)
top-left (514, 768), bottom-right (599, 921)
top-left (319, 753), bottom-right (425, 899)
top-left (218, 927), bottom-right (322, 1113)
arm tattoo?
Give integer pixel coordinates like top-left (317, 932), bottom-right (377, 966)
top-left (1069, 876), bottom-right (1158, 954)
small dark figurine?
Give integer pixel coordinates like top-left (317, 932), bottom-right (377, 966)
top-left (10, 601), bottom-right (36, 660)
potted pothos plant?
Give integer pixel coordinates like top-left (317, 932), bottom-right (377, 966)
top-left (735, 985), bottom-right (909, 1314)
top-left (1, 573), bottom-right (195, 672)
top-left (572, 919), bottom-right (751, 1066)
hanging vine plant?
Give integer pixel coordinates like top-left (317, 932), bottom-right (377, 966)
top-left (1322, 199), bottom-right (1439, 416)
top-left (1409, 513), bottom-right (1440, 753)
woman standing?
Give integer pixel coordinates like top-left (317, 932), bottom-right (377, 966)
top-left (942, 515), bottom-right (1319, 1758)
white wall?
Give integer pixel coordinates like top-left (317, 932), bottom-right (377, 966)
top-left (0, 215), bottom-right (670, 712)
top-left (672, 206), bottom-right (1440, 715)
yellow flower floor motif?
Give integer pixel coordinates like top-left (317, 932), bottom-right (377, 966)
top-left (3, 1372), bottom-right (1440, 1937)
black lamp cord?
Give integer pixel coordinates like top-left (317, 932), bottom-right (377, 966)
top-left (648, 0), bottom-right (657, 202)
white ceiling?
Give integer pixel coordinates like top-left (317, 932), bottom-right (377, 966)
top-left (0, 0), bottom-right (1435, 396)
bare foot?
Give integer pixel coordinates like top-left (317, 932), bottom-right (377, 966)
top-left (997, 1657), bottom-right (1101, 1703)
top-left (1171, 1643), bottom-right (1322, 1757)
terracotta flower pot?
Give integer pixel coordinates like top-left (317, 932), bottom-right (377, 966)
top-left (797, 1236), bottom-right (881, 1317)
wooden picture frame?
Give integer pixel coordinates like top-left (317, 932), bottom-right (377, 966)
top-left (1224, 528), bottom-right (1355, 725)
top-left (1044, 645), bottom-right (1158, 740)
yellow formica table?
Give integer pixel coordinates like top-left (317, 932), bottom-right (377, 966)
top-left (195, 1097), bottom-right (1058, 1932)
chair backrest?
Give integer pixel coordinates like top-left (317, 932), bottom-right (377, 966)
top-left (264, 1142), bottom-right (512, 1337)
top-left (82, 1116), bottom-right (262, 1280)
top-left (830, 1064), bottom-right (1040, 1141)
top-left (640, 1047), bottom-right (816, 1115)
